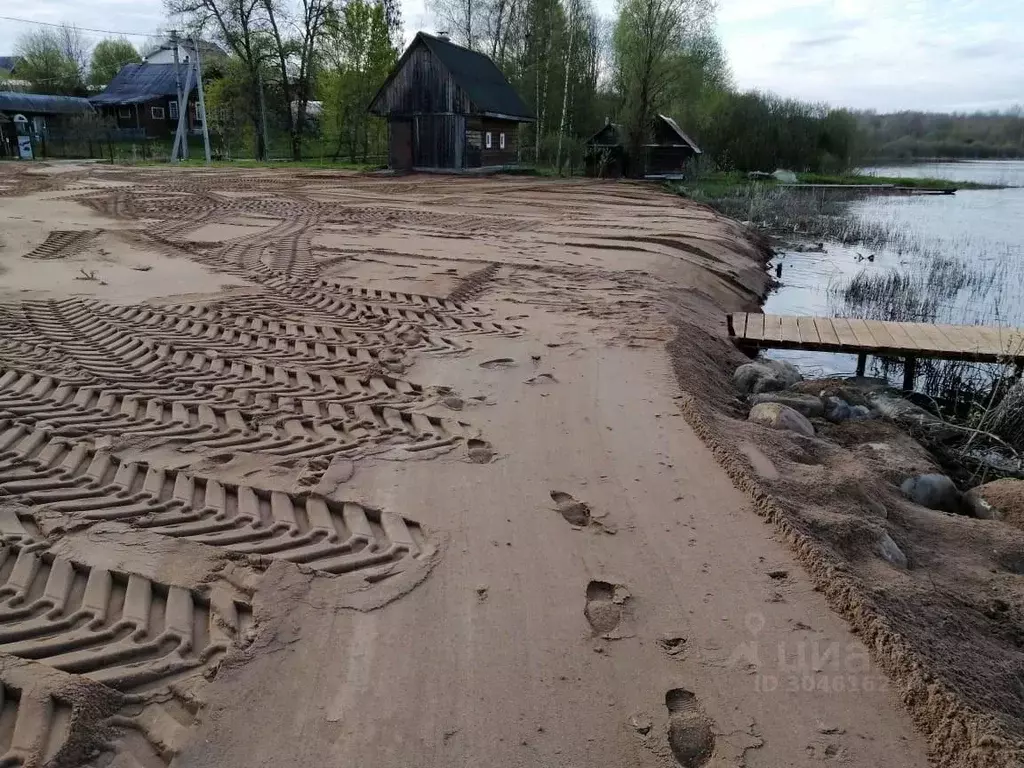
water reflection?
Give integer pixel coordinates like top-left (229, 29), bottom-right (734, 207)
top-left (763, 161), bottom-right (1024, 377)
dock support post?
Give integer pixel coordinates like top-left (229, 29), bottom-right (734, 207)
top-left (903, 357), bottom-right (917, 391)
top-left (856, 353), bottom-right (867, 377)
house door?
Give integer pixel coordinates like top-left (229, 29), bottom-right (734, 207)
top-left (389, 119), bottom-right (413, 171)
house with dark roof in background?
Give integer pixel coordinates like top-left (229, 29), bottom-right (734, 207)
top-left (90, 63), bottom-right (202, 139)
top-left (0, 92), bottom-right (94, 158)
top-left (586, 114), bottom-right (702, 178)
top-left (368, 32), bottom-right (535, 172)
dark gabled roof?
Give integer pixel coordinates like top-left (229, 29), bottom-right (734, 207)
top-left (657, 114), bottom-right (702, 153)
top-left (0, 56), bottom-right (19, 73)
top-left (0, 91), bottom-right (94, 115)
top-left (586, 115), bottom-right (702, 153)
top-left (372, 32), bottom-right (534, 120)
top-left (90, 63), bottom-right (191, 105)
top-left (588, 122), bottom-right (623, 146)
top-left (142, 38), bottom-right (226, 60)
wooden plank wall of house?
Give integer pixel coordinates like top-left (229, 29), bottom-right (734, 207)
top-left (370, 32), bottom-right (535, 172)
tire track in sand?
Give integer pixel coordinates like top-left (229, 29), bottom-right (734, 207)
top-left (0, 427), bottom-right (434, 576)
top-left (0, 366), bottom-right (470, 460)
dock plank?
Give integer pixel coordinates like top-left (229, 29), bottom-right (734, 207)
top-left (781, 315), bottom-right (801, 344)
top-left (813, 317), bottom-right (841, 347)
top-left (764, 314), bottom-right (784, 343)
top-left (728, 313), bottom-right (1024, 366)
top-left (831, 318), bottom-right (861, 347)
top-left (797, 316), bottom-right (820, 345)
top-left (862, 320), bottom-right (898, 351)
top-left (884, 321), bottom-right (921, 352)
top-left (847, 319), bottom-right (880, 348)
top-left (746, 313), bottom-right (765, 341)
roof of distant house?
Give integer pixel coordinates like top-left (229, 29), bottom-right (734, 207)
top-left (0, 56), bottom-right (19, 73)
top-left (142, 38), bottom-right (226, 60)
top-left (372, 31), bottom-right (534, 120)
top-left (0, 91), bottom-right (94, 115)
top-left (587, 115), bottom-right (702, 153)
top-left (90, 63), bottom-right (192, 105)
top-left (657, 114), bottom-right (702, 153)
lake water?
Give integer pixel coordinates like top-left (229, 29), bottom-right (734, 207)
top-left (763, 160), bottom-right (1024, 377)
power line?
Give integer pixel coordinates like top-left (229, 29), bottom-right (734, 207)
top-left (0, 14), bottom-right (164, 38)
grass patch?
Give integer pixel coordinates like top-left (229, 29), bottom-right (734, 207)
top-left (797, 172), bottom-right (1001, 190)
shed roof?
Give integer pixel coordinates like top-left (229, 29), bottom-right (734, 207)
top-left (0, 91), bottom-right (94, 115)
top-left (586, 115), bottom-right (702, 153)
top-left (90, 63), bottom-right (190, 105)
top-left (371, 32), bottom-right (534, 120)
top-left (142, 38), bottom-right (226, 60)
top-left (657, 114), bottom-right (701, 153)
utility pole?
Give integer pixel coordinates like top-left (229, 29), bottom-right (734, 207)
top-left (170, 30), bottom-right (184, 163)
top-left (171, 59), bottom-right (195, 163)
top-left (192, 35), bottom-right (212, 164)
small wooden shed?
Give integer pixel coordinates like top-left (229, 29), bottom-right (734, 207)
top-left (368, 32), bottom-right (535, 172)
top-left (586, 115), bottom-right (702, 178)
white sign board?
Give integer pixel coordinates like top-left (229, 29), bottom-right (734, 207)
top-left (17, 136), bottom-right (32, 161)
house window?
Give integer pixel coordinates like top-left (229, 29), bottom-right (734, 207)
top-left (118, 107), bottom-right (131, 119)
top-left (485, 132), bottom-right (492, 149)
top-left (151, 106), bottom-right (165, 120)
top-left (168, 100), bottom-right (179, 120)
top-left (499, 132), bottom-right (506, 149)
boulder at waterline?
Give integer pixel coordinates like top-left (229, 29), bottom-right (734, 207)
top-left (733, 359), bottom-right (802, 395)
top-left (900, 473), bottom-right (966, 515)
top-left (748, 391), bottom-right (824, 418)
top-left (748, 402), bottom-right (815, 437)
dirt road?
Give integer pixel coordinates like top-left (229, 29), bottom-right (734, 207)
top-left (0, 163), bottom-right (930, 767)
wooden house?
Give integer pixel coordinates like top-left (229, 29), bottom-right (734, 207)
top-left (586, 115), bottom-right (702, 178)
top-left (90, 63), bottom-right (203, 139)
top-left (368, 32), bottom-right (535, 172)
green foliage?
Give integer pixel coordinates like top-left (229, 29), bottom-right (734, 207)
top-left (90, 39), bottom-right (141, 86)
top-left (679, 91), bottom-right (859, 173)
top-left (856, 110), bottom-right (1024, 160)
top-left (319, 0), bottom-right (396, 163)
top-left (14, 28), bottom-right (84, 95)
top-left (203, 57), bottom-right (259, 159)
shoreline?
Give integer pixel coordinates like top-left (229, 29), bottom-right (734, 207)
top-left (674, 211), bottom-right (1024, 766)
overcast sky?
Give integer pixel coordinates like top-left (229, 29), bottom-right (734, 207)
top-left (2, 0), bottom-right (1022, 112)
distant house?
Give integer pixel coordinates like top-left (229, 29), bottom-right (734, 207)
top-left (142, 38), bottom-right (226, 66)
top-left (0, 56), bottom-right (20, 75)
top-left (368, 32), bottom-right (535, 172)
top-left (90, 63), bottom-right (203, 139)
top-left (0, 92), bottom-right (94, 157)
top-left (586, 115), bottom-right (702, 178)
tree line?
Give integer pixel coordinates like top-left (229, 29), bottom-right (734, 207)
top-left (2, 25), bottom-right (143, 94)
top-left (4, 1), bottom-right (1022, 171)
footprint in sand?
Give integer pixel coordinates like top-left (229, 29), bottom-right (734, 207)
top-left (664, 689), bottom-right (716, 767)
top-left (479, 358), bottom-right (517, 369)
top-left (584, 580), bottom-right (629, 635)
top-left (551, 490), bottom-right (591, 525)
top-left (467, 439), bottom-right (495, 464)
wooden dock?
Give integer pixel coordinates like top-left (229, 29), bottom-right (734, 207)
top-left (729, 313), bottom-right (1024, 388)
